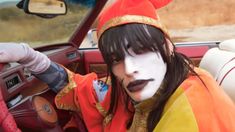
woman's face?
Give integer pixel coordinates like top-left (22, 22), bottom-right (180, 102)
top-left (112, 49), bottom-right (167, 102)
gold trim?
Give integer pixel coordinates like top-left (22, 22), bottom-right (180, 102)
top-left (128, 83), bottom-right (164, 131)
top-left (98, 15), bottom-right (168, 39)
top-left (55, 68), bottom-right (79, 111)
top-left (103, 114), bottom-right (113, 126)
top-left (96, 103), bottom-right (107, 117)
top-left (96, 103), bottom-right (113, 126)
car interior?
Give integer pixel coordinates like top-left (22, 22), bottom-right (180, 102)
top-left (199, 39), bottom-right (235, 102)
top-left (0, 0), bottom-right (235, 131)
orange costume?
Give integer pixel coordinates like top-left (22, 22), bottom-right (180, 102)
top-left (55, 68), bottom-right (235, 131)
top-left (55, 0), bottom-right (235, 131)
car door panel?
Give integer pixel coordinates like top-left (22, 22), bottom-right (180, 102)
top-left (83, 50), bottom-right (107, 78)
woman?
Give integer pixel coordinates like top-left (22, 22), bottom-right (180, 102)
top-left (1, 0), bottom-right (235, 131)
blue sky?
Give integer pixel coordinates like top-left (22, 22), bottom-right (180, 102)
top-left (0, 0), bottom-right (19, 4)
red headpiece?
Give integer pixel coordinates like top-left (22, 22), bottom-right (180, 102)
top-left (97, 0), bottom-right (172, 39)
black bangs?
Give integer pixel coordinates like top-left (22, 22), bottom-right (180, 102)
top-left (99, 23), bottom-right (167, 67)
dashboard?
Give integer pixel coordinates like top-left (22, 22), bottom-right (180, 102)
top-left (0, 45), bottom-right (81, 108)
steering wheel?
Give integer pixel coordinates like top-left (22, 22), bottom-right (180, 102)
top-left (0, 88), bottom-right (21, 132)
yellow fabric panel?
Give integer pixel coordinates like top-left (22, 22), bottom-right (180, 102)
top-left (153, 87), bottom-right (199, 132)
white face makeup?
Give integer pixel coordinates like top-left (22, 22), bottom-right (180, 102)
top-left (112, 50), bottom-right (167, 102)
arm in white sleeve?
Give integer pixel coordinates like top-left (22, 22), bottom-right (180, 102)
top-left (0, 43), bottom-right (68, 92)
top-left (0, 43), bottom-right (50, 73)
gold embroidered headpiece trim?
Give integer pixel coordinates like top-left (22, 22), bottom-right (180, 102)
top-left (97, 15), bottom-right (169, 39)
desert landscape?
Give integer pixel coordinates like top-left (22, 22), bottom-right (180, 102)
top-left (1, 0), bottom-right (235, 47)
top-left (81, 0), bottom-right (235, 48)
top-left (157, 0), bottom-right (235, 42)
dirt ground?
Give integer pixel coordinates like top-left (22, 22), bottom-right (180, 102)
top-left (169, 24), bottom-right (235, 42)
top-left (156, 0), bottom-right (235, 42)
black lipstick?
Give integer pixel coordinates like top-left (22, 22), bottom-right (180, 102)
top-left (127, 79), bottom-right (154, 92)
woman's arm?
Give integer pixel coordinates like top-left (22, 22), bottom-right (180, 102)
top-left (0, 43), bottom-right (68, 92)
top-left (35, 62), bottom-right (68, 93)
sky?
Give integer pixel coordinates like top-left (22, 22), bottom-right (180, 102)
top-left (0, 0), bottom-right (19, 4)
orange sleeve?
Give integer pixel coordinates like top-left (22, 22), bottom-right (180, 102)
top-left (54, 66), bottom-right (132, 131)
top-left (54, 68), bottom-right (98, 112)
top-left (54, 69), bottom-right (80, 111)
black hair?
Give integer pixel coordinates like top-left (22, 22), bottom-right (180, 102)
top-left (98, 23), bottom-right (197, 131)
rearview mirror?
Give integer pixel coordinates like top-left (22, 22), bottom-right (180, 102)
top-left (17, 0), bottom-right (67, 18)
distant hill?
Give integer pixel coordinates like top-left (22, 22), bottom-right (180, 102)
top-left (0, 1), bottom-right (17, 8)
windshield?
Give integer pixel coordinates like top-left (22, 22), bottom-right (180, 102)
top-left (0, 0), bottom-right (93, 48)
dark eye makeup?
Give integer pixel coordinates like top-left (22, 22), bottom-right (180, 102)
top-left (111, 54), bottom-right (123, 65)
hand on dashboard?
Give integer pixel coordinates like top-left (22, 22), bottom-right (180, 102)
top-left (0, 43), bottom-right (51, 74)
top-left (0, 43), bottom-right (29, 62)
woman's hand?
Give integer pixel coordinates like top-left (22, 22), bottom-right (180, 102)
top-left (0, 43), bottom-right (51, 73)
top-left (0, 43), bottom-right (29, 62)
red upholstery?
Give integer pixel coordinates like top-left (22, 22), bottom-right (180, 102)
top-left (0, 63), bottom-right (5, 71)
top-left (0, 89), bottom-right (21, 132)
top-left (176, 46), bottom-right (209, 58)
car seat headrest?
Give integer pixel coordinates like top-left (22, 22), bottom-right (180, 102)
top-left (219, 39), bottom-right (235, 52)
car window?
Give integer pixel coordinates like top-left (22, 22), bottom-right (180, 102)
top-left (80, 0), bottom-right (235, 48)
top-left (0, 0), bottom-right (93, 48)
